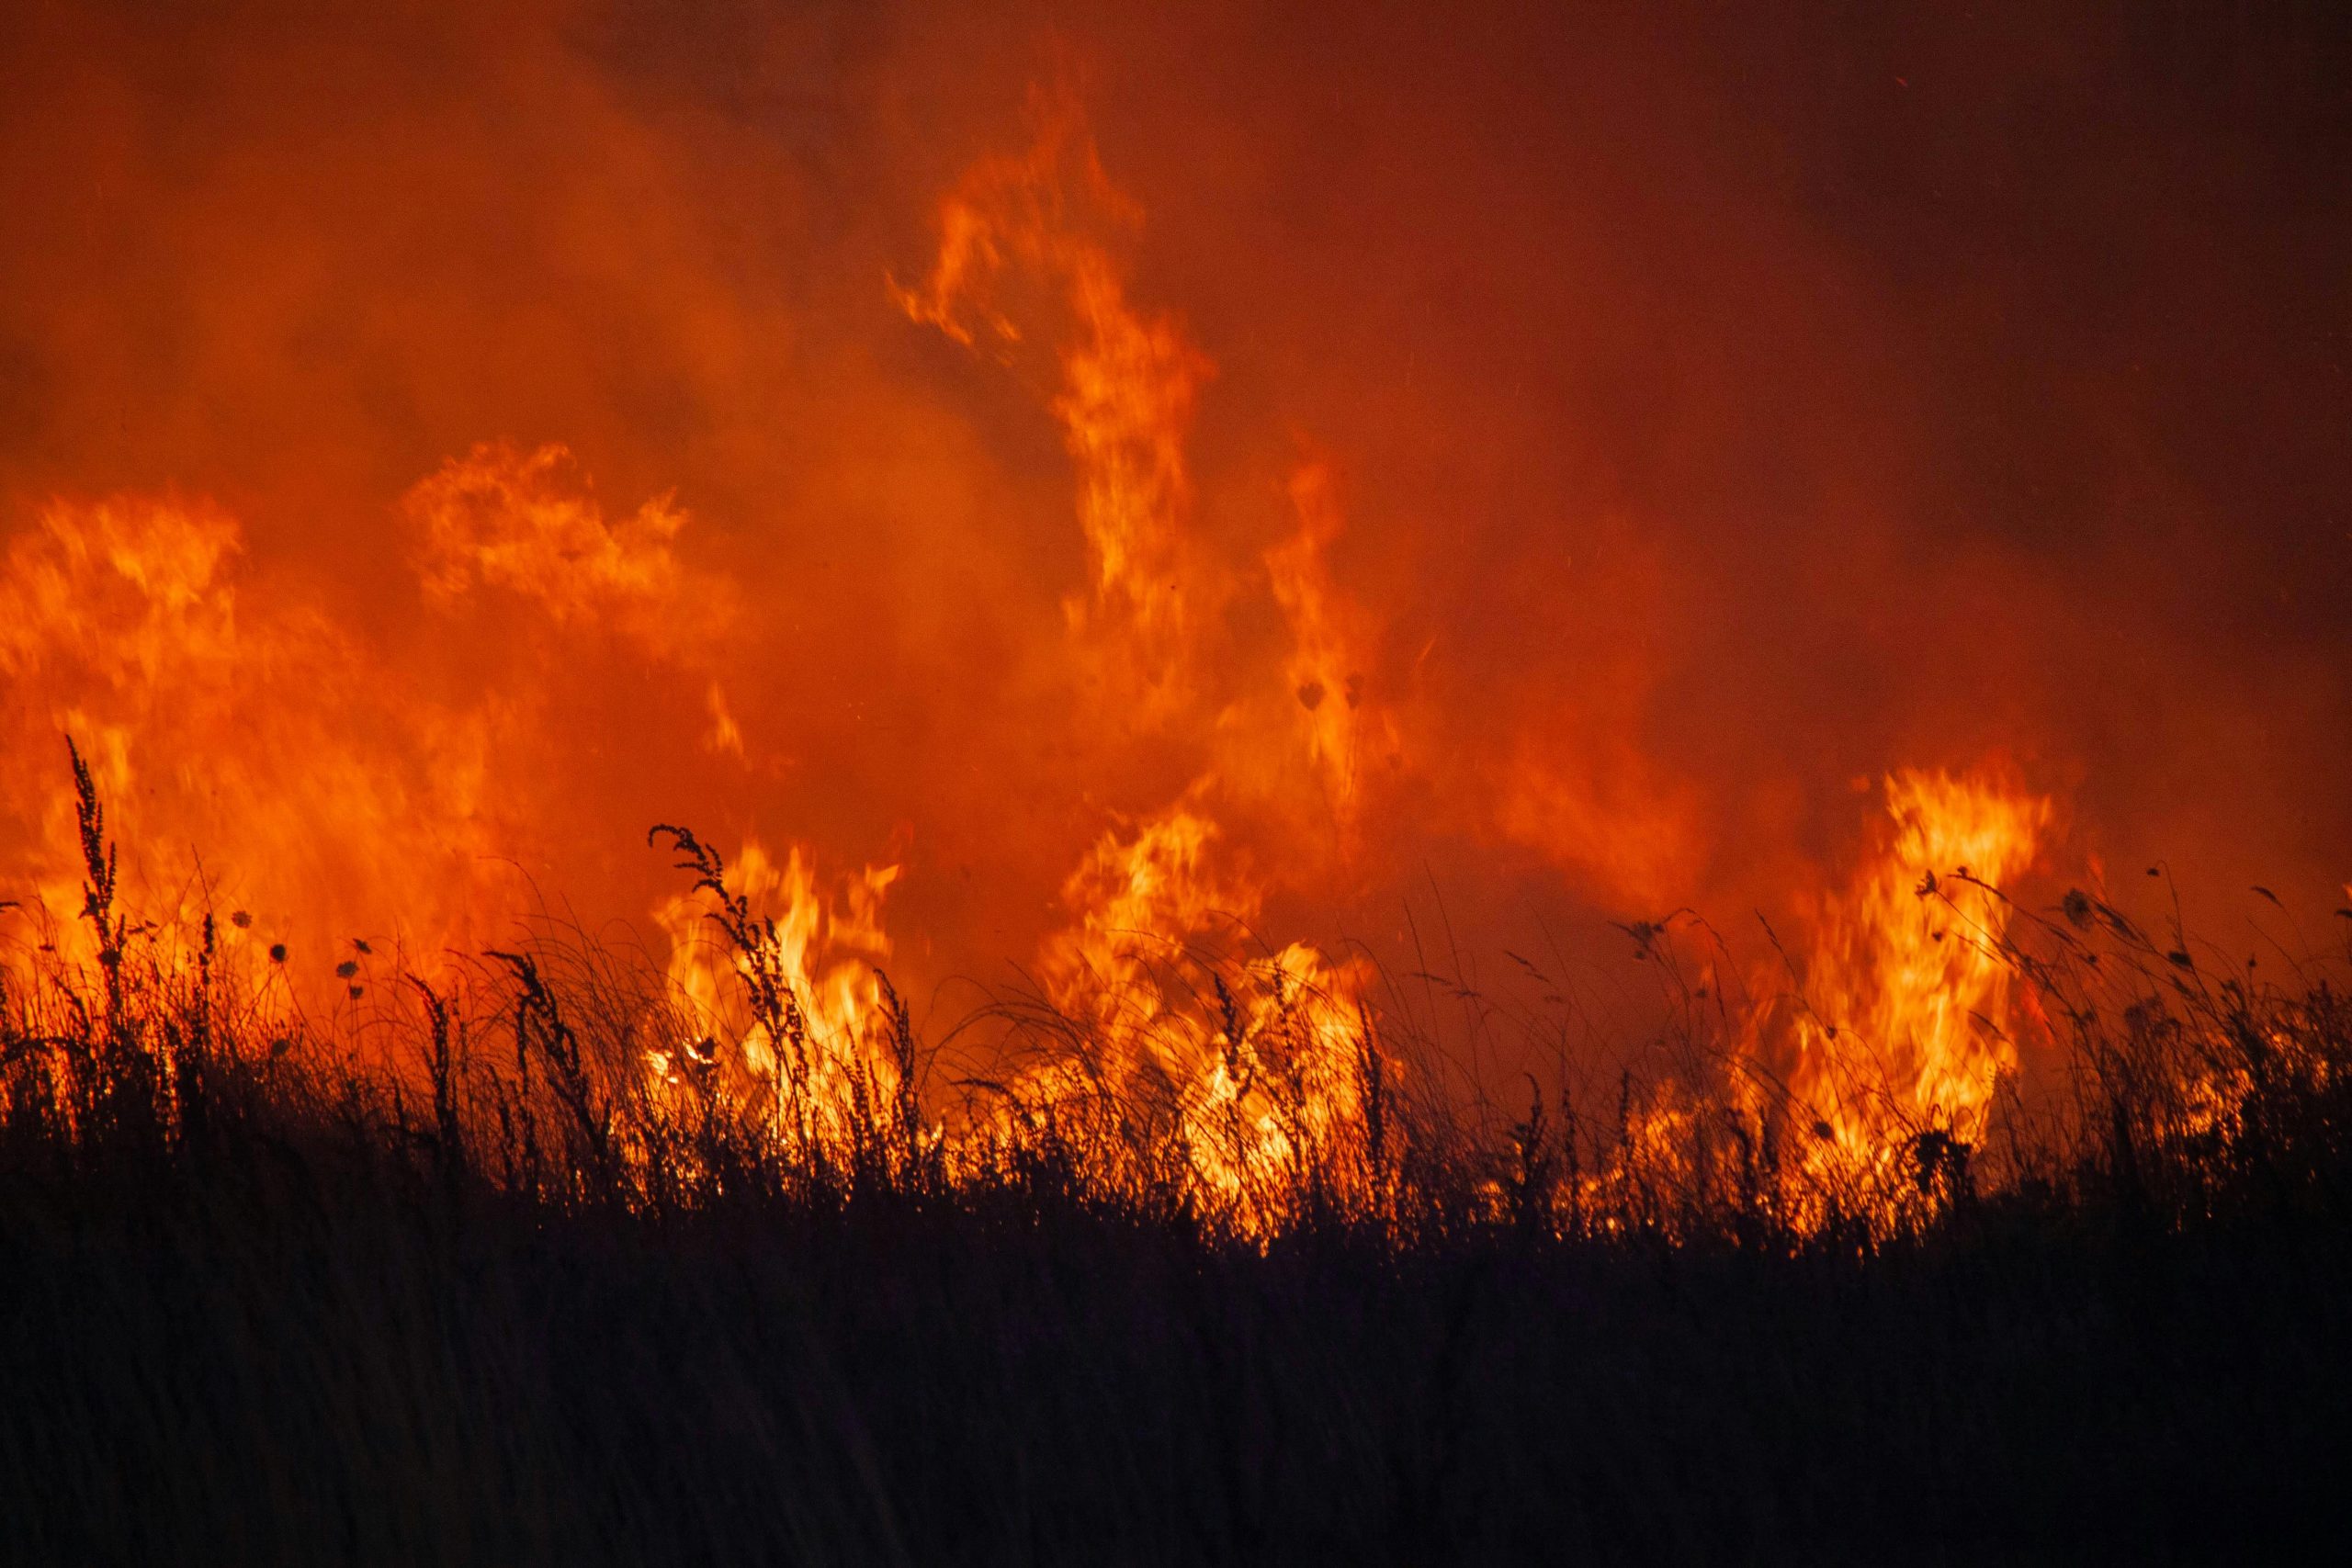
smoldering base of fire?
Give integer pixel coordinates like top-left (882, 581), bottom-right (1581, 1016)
top-left (5, 761), bottom-right (2351, 1562)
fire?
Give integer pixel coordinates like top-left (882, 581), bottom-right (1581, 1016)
top-left (1009, 795), bottom-right (1378, 1226)
top-left (1040, 797), bottom-right (1241, 1007)
top-left (629, 792), bottom-right (1382, 1228)
top-left (1769, 764), bottom-right (2052, 1217)
top-left (0, 444), bottom-right (730, 998)
top-left (892, 100), bottom-right (1405, 1226)
top-left (895, 89), bottom-right (1215, 702)
top-left (0, 95), bottom-right (1407, 1224)
top-left (3, 26), bottom-right (2338, 1246)
top-left (0, 491), bottom-right (509, 978)
top-left (649, 833), bottom-right (906, 1161)
top-left (408, 442), bottom-right (713, 652)
top-left (655, 840), bottom-right (897, 1060)
top-left (1264, 460), bottom-right (1394, 840)
top-left (0, 92), bottom-right (2066, 1235)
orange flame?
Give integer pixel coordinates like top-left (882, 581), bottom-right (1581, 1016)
top-left (650, 837), bottom-right (904, 1150)
top-left (1770, 763), bottom-right (2052, 1218)
top-left (1265, 460), bottom-right (1394, 842)
top-left (0, 443), bottom-right (737, 998)
top-left (895, 90), bottom-right (1214, 701)
top-left (0, 492), bottom-right (508, 978)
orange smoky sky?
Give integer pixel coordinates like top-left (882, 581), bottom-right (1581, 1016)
top-left (2, 0), bottom-right (2346, 1046)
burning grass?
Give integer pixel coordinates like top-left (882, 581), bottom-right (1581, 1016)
top-left (4, 748), bottom-right (2350, 1562)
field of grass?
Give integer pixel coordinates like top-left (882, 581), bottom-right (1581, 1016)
top-left (5, 751), bottom-right (2349, 1562)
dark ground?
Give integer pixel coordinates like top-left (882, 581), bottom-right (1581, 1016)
top-left (5, 1146), bottom-right (2346, 1566)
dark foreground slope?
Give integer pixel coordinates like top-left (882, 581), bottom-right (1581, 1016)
top-left (5, 1135), bottom-right (2347, 1566)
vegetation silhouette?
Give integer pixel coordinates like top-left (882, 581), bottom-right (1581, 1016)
top-left (4, 747), bottom-right (2348, 1562)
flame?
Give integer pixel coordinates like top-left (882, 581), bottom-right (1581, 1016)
top-left (1264, 460), bottom-right (1393, 840)
top-left (1019, 795), bottom-right (1380, 1226)
top-left (1040, 795), bottom-right (1244, 1006)
top-left (896, 89), bottom-right (1214, 700)
top-left (897, 106), bottom-right (1407, 875)
top-left (0, 444), bottom-right (729, 998)
top-left (4, 31), bottom-right (2336, 1243)
top-left (896, 102), bottom-right (1390, 1226)
top-left (1771, 763), bottom-right (2052, 1215)
top-left (408, 442), bottom-right (711, 649)
top-left (0, 492), bottom-right (507, 978)
top-left (655, 840), bottom-right (897, 1048)
top-left (650, 836), bottom-right (905, 1156)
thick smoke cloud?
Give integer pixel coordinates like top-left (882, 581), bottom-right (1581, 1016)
top-left (2, 0), bottom-right (2346, 1041)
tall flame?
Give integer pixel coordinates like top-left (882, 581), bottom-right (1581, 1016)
top-left (895, 90), bottom-right (1214, 702)
top-left (1772, 764), bottom-right (2052, 1213)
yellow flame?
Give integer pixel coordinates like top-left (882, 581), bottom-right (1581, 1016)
top-left (1776, 763), bottom-right (2052, 1216)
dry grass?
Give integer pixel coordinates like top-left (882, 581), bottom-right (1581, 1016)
top-left (4, 749), bottom-right (2349, 1562)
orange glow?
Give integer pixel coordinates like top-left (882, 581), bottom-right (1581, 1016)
top-left (3, 7), bottom-right (2346, 1234)
top-left (651, 835), bottom-right (904, 1158)
top-left (1766, 764), bottom-right (2052, 1224)
top-left (1265, 460), bottom-right (1394, 841)
top-left (895, 90), bottom-right (1215, 704)
top-left (0, 492), bottom-right (511, 980)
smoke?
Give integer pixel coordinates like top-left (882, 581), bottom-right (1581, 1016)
top-left (2, 0), bottom-right (2346, 1040)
